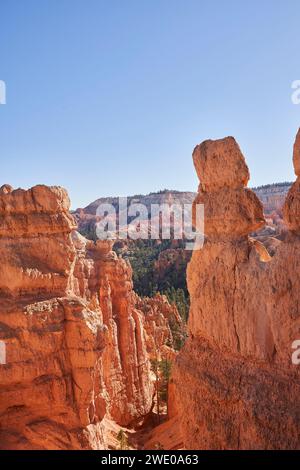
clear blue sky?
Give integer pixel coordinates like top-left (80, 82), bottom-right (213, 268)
top-left (1, 0), bottom-right (300, 208)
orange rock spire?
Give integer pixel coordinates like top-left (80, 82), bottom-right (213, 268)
top-left (171, 133), bottom-right (300, 449)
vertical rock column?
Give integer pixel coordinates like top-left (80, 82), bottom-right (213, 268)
top-left (172, 135), bottom-right (300, 450)
top-left (0, 186), bottom-right (106, 449)
top-left (97, 247), bottom-right (153, 426)
top-left (188, 137), bottom-right (265, 351)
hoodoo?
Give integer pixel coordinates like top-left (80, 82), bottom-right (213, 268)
top-left (170, 132), bottom-right (300, 450)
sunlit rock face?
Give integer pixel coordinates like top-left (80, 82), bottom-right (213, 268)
top-left (293, 128), bottom-right (300, 177)
top-left (172, 133), bottom-right (300, 450)
top-left (0, 185), bottom-right (181, 449)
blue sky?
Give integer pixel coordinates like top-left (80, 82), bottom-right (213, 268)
top-left (0, 0), bottom-right (300, 208)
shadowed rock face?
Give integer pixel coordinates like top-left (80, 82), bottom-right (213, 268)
top-left (172, 133), bottom-right (300, 450)
top-left (0, 185), bottom-right (180, 450)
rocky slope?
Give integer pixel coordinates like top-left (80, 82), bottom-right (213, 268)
top-left (253, 183), bottom-right (291, 213)
top-left (74, 185), bottom-right (291, 239)
top-left (168, 133), bottom-right (300, 450)
top-left (76, 191), bottom-right (196, 216)
top-left (75, 185), bottom-right (291, 221)
top-left (0, 185), bottom-right (181, 450)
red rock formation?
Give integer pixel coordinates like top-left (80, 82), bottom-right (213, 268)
top-left (171, 134), bottom-right (300, 449)
top-left (0, 186), bottom-right (101, 449)
top-left (0, 185), bottom-right (76, 298)
top-left (192, 137), bottom-right (250, 192)
top-left (293, 128), bottom-right (300, 177)
top-left (135, 293), bottom-right (185, 361)
top-left (71, 232), bottom-right (153, 426)
top-left (154, 248), bottom-right (191, 288)
top-left (284, 132), bottom-right (300, 232)
top-left (0, 185), bottom-right (179, 449)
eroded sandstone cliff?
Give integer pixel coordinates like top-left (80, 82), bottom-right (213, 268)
top-left (0, 185), bottom-right (180, 449)
top-left (170, 133), bottom-right (300, 449)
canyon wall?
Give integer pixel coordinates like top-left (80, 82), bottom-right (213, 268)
top-left (172, 133), bottom-right (300, 449)
top-left (0, 185), bottom-right (180, 450)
